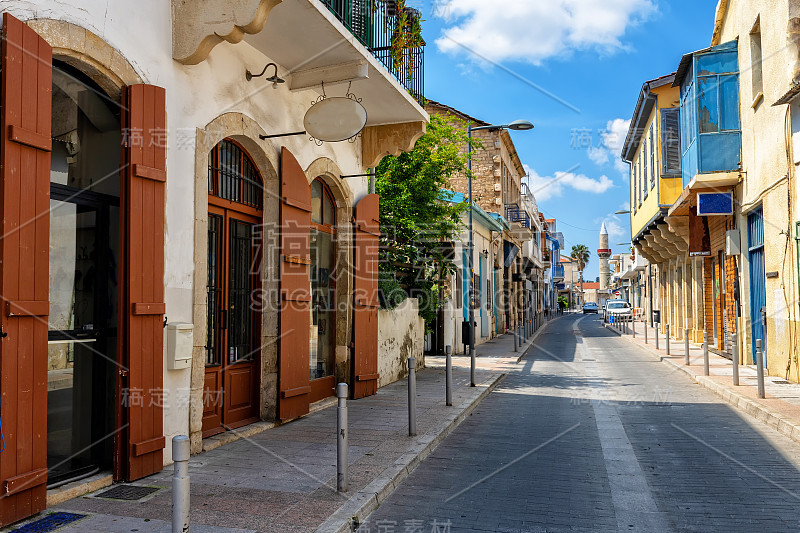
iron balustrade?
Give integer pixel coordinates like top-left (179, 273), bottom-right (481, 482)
top-left (319, 0), bottom-right (424, 103)
top-left (505, 203), bottom-right (531, 228)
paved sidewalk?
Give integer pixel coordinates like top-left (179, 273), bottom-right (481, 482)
top-left (9, 322), bottom-right (556, 533)
top-left (606, 317), bottom-right (800, 444)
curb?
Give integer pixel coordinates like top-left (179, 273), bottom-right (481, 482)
top-left (516, 317), bottom-right (553, 363)
top-left (314, 372), bottom-right (506, 533)
top-left (610, 324), bottom-right (800, 446)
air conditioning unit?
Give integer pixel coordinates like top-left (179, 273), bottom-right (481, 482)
top-left (726, 229), bottom-right (741, 256)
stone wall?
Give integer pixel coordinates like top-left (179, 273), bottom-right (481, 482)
top-left (378, 298), bottom-right (425, 388)
top-left (425, 104), bottom-right (526, 217)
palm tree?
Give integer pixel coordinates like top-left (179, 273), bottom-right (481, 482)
top-left (571, 244), bottom-right (590, 306)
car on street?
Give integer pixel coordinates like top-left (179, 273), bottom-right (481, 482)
top-left (582, 302), bottom-right (598, 314)
top-left (603, 299), bottom-right (633, 322)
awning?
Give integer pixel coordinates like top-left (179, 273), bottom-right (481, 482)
top-left (503, 241), bottom-right (520, 268)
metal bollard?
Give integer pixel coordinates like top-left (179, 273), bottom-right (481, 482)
top-left (408, 357), bottom-right (417, 436)
top-left (732, 333), bottom-right (739, 386)
top-left (513, 326), bottom-right (518, 352)
top-left (632, 318), bottom-right (636, 338)
top-left (756, 339), bottom-right (765, 399)
top-left (703, 332), bottom-right (709, 376)
top-left (518, 322), bottom-right (523, 346)
top-left (685, 329), bottom-right (690, 365)
top-left (337, 383), bottom-right (348, 492)
top-left (172, 436), bottom-right (190, 533)
top-left (665, 325), bottom-right (670, 355)
top-left (445, 345), bottom-right (453, 407)
top-left (655, 323), bottom-right (659, 349)
top-left (644, 319), bottom-right (648, 344)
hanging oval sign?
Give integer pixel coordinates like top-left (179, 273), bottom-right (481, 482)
top-left (303, 97), bottom-right (368, 142)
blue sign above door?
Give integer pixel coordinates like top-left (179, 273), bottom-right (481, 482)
top-left (697, 192), bottom-right (733, 215)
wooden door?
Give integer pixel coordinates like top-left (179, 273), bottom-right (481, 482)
top-left (352, 194), bottom-right (380, 399)
top-left (0, 12), bottom-right (52, 525)
top-left (121, 84), bottom-right (166, 481)
top-left (279, 148), bottom-right (312, 420)
top-left (203, 206), bottom-right (260, 436)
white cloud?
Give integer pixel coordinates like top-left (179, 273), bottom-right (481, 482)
top-left (584, 118), bottom-right (631, 176)
top-left (601, 118), bottom-right (632, 176)
top-left (593, 211), bottom-right (629, 241)
top-left (587, 146), bottom-right (609, 166)
top-left (604, 219), bottom-right (626, 240)
top-left (527, 165), bottom-right (614, 202)
top-left (434, 0), bottom-right (655, 66)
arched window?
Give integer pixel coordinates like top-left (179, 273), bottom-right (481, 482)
top-left (310, 179), bottom-right (337, 386)
top-left (311, 178), bottom-right (336, 226)
top-left (208, 139), bottom-right (263, 208)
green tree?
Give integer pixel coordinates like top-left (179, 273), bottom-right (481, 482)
top-left (571, 244), bottom-right (590, 304)
top-left (376, 113), bottom-right (474, 331)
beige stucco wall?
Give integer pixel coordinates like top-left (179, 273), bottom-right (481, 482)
top-left (5, 0), bottom-right (426, 466)
top-left (717, 0), bottom-right (798, 379)
top-left (377, 298), bottom-right (424, 388)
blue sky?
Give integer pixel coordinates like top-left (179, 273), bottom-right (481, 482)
top-left (410, 0), bottom-right (719, 281)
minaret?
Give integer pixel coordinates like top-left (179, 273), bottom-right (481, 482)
top-left (598, 222), bottom-right (611, 290)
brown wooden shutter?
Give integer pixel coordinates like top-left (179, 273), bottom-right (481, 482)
top-left (352, 194), bottom-right (380, 399)
top-left (279, 147), bottom-right (312, 420)
top-left (122, 84), bottom-right (166, 481)
top-left (0, 13), bottom-right (51, 526)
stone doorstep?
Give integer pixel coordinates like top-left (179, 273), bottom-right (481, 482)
top-left (610, 323), bottom-right (800, 447)
top-left (313, 373), bottom-right (506, 533)
top-left (46, 471), bottom-right (113, 507)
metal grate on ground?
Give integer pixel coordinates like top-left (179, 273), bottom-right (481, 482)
top-left (10, 512), bottom-right (86, 532)
top-left (94, 484), bottom-right (160, 501)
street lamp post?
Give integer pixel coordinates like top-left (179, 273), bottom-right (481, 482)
top-left (467, 120), bottom-right (533, 387)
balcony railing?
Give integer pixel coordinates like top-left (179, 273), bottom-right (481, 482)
top-left (320, 0), bottom-right (424, 103)
top-left (552, 266), bottom-right (565, 280)
top-left (504, 203), bottom-right (531, 228)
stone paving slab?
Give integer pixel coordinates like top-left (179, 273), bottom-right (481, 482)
top-left (7, 326), bottom-right (549, 533)
top-left (606, 317), bottom-right (800, 446)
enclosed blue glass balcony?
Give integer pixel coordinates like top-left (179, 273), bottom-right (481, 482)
top-left (676, 40), bottom-right (741, 188)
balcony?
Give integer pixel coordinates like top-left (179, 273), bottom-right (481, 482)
top-left (675, 40), bottom-right (741, 188)
top-left (320, 0), bottom-right (424, 103)
top-left (552, 265), bottom-right (565, 281)
top-left (505, 203), bottom-right (531, 228)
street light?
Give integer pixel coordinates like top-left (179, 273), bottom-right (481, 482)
top-left (467, 120), bottom-right (533, 387)
top-left (614, 209), bottom-right (631, 215)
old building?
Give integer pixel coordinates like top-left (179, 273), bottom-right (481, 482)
top-left (0, 1), bottom-right (426, 525)
top-left (425, 100), bottom-right (544, 348)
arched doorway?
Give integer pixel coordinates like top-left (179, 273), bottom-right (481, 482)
top-left (203, 139), bottom-right (263, 436)
top-left (309, 178), bottom-right (337, 402)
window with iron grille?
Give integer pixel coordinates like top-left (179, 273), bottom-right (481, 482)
top-left (208, 139), bottom-right (263, 208)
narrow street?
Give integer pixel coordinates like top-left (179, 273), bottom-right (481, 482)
top-left (363, 315), bottom-right (800, 532)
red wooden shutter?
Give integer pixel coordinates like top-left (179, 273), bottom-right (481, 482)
top-left (122, 84), bottom-right (166, 481)
top-left (0, 13), bottom-right (51, 526)
top-left (279, 147), bottom-right (312, 420)
top-left (352, 194), bottom-right (380, 399)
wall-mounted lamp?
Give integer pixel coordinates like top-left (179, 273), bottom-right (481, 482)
top-left (482, 250), bottom-right (489, 257)
top-left (246, 63), bottom-right (285, 87)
